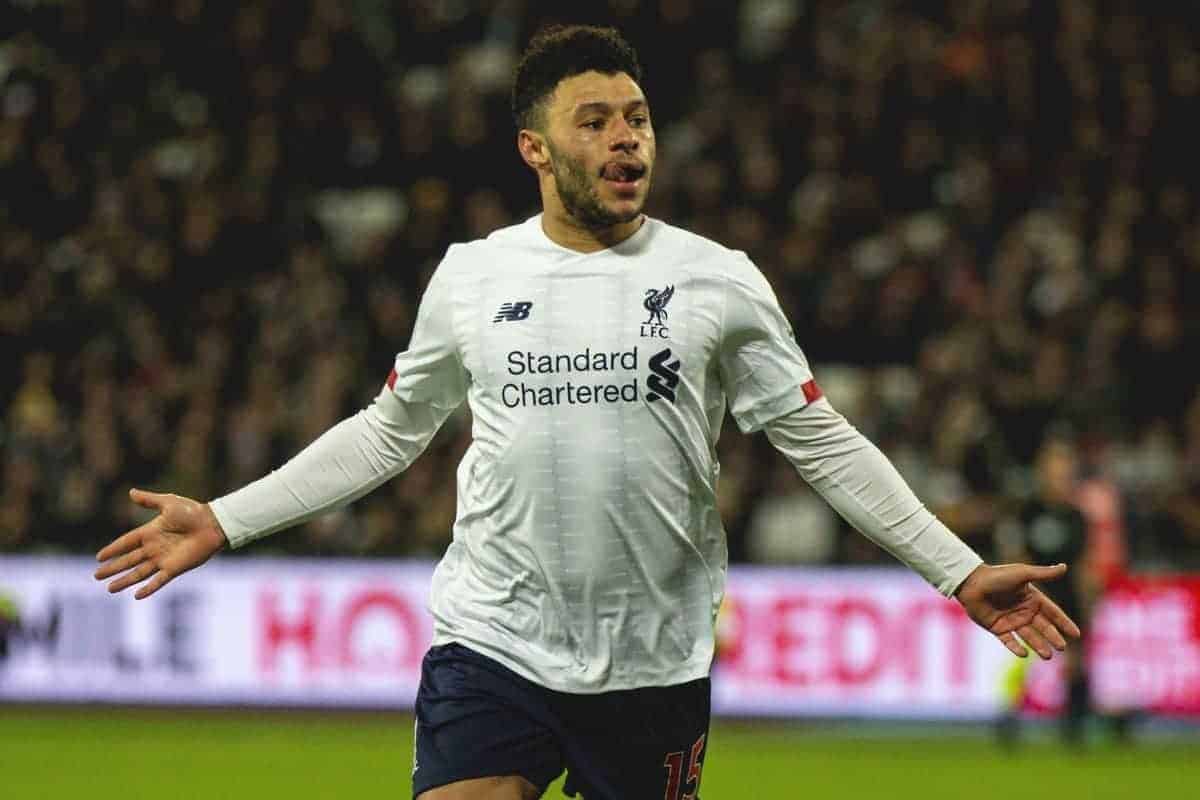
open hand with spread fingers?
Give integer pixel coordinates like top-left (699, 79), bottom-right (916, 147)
top-left (94, 488), bottom-right (228, 600)
top-left (954, 563), bottom-right (1082, 659)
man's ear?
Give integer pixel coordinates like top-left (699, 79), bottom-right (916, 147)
top-left (518, 129), bottom-right (550, 172)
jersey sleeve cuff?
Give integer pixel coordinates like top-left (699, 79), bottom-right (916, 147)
top-left (208, 497), bottom-right (253, 550)
top-left (936, 551), bottom-right (985, 598)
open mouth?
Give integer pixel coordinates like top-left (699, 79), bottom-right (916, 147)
top-left (600, 161), bottom-right (646, 191)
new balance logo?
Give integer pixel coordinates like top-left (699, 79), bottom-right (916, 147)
top-left (646, 348), bottom-right (681, 403)
top-left (493, 301), bottom-right (533, 322)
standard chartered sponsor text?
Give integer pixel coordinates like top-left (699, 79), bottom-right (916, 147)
top-left (502, 347), bottom-right (641, 408)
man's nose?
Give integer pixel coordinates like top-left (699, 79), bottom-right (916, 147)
top-left (609, 118), bottom-right (638, 151)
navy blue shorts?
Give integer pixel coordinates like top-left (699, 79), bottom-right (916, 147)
top-left (412, 642), bottom-right (710, 799)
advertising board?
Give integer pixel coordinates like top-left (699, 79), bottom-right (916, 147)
top-left (2, 558), bottom-right (1195, 717)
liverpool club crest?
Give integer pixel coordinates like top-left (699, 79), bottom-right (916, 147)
top-left (641, 285), bottom-right (674, 338)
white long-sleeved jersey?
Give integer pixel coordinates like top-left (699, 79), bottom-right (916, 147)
top-left (210, 215), bottom-right (982, 693)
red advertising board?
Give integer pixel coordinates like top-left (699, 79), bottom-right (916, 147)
top-left (1021, 574), bottom-right (1200, 717)
top-left (711, 568), bottom-right (1008, 717)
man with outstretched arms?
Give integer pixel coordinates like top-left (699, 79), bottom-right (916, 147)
top-left (96, 25), bottom-right (1079, 800)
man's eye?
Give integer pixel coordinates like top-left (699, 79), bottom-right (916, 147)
top-left (630, 116), bottom-right (649, 127)
top-left (582, 120), bottom-right (604, 130)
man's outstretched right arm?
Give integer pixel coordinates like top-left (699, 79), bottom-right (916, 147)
top-left (209, 380), bottom-right (463, 547)
top-left (95, 263), bottom-right (468, 598)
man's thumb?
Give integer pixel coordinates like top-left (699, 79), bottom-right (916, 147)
top-left (1019, 562), bottom-right (1067, 583)
top-left (129, 488), bottom-right (167, 510)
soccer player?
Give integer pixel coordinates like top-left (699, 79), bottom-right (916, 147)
top-left (95, 25), bottom-right (1080, 800)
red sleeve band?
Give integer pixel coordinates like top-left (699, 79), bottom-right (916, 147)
top-left (801, 379), bottom-right (823, 403)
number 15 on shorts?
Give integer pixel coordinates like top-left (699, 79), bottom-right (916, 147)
top-left (663, 733), bottom-right (706, 800)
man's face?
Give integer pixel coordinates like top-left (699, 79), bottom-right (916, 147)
top-left (1037, 441), bottom-right (1077, 500)
top-left (538, 71), bottom-right (655, 228)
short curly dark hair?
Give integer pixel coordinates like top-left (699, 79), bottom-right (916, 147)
top-left (511, 25), bottom-right (643, 131)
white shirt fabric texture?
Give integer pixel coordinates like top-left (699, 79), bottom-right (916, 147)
top-left (209, 215), bottom-right (983, 693)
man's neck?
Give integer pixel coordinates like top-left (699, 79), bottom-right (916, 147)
top-left (540, 209), bottom-right (644, 253)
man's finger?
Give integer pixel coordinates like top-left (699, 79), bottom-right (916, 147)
top-left (94, 547), bottom-right (145, 580)
top-left (999, 631), bottom-right (1028, 658)
top-left (106, 561), bottom-right (158, 594)
top-left (1033, 614), bottom-right (1068, 651)
top-left (1018, 623), bottom-right (1054, 660)
top-left (96, 528), bottom-right (147, 563)
top-left (129, 488), bottom-right (169, 511)
top-left (134, 571), bottom-right (172, 600)
top-left (1037, 592), bottom-right (1082, 640)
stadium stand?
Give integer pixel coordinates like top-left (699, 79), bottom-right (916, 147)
top-left (2, 1), bottom-right (1197, 570)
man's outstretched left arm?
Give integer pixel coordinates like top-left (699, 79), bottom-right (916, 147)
top-left (715, 253), bottom-right (1079, 658)
top-left (763, 399), bottom-right (1080, 659)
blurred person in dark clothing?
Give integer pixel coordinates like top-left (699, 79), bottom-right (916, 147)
top-left (996, 434), bottom-right (1095, 746)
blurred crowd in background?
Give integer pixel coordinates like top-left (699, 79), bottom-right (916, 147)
top-left (2, 0), bottom-right (1198, 577)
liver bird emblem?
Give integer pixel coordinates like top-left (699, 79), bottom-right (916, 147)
top-left (643, 285), bottom-right (675, 325)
